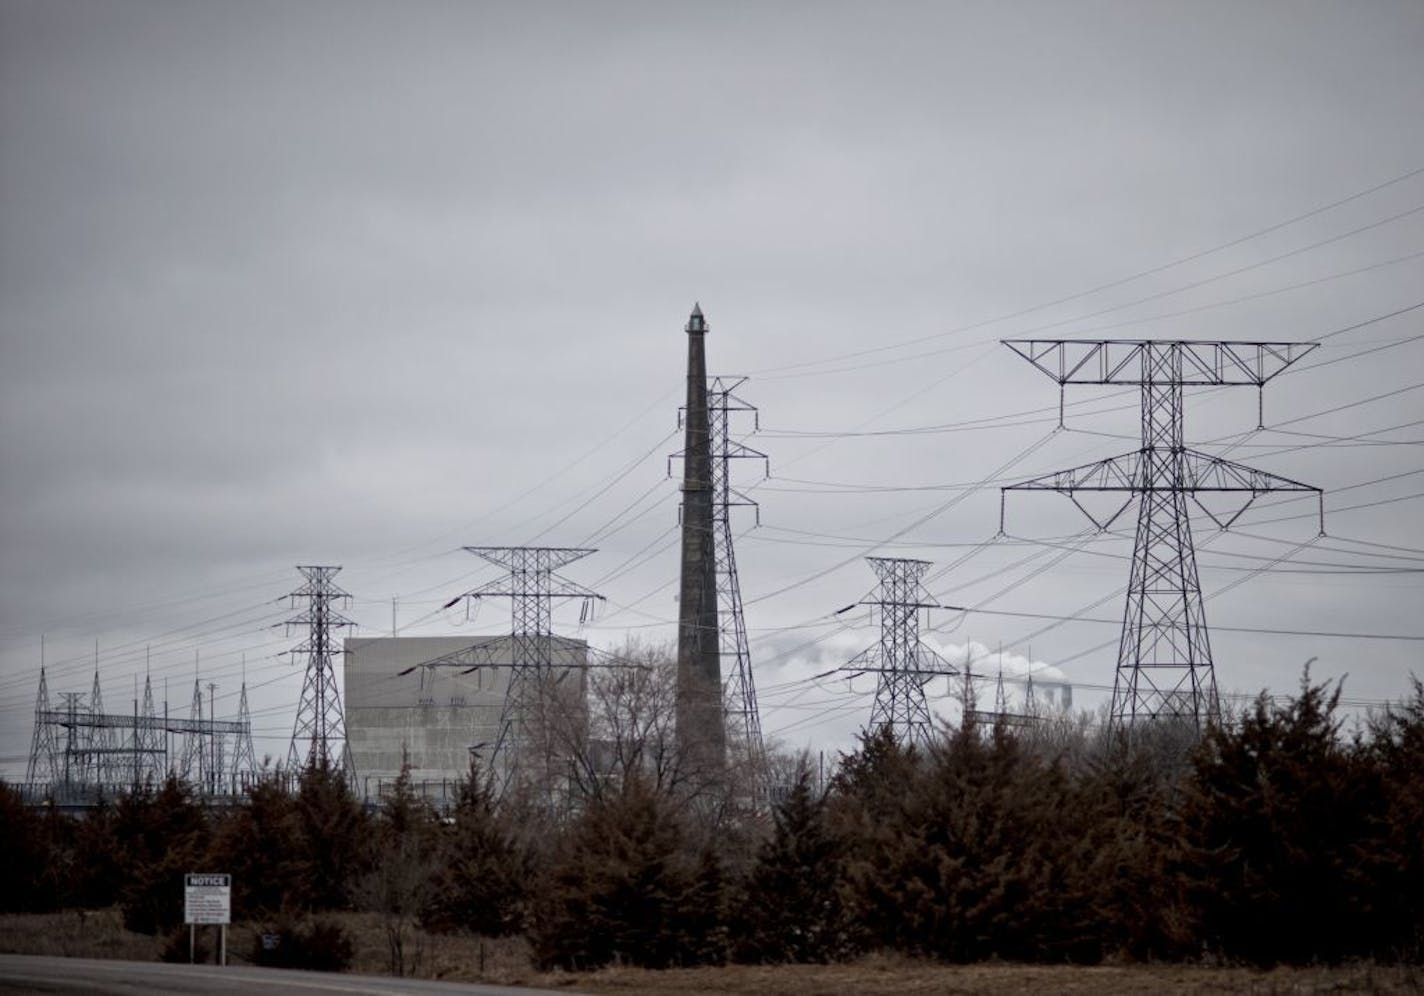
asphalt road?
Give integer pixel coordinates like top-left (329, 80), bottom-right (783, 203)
top-left (0, 955), bottom-right (584, 996)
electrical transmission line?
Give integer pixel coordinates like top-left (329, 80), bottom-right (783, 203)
top-left (1000, 339), bottom-right (1323, 732)
top-left (441, 546), bottom-right (602, 798)
top-left (285, 565), bottom-right (356, 779)
top-left (837, 557), bottom-right (958, 749)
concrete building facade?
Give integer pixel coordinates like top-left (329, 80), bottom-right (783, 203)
top-left (343, 634), bottom-right (587, 798)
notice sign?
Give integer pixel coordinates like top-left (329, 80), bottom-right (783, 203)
top-left (184, 873), bottom-right (231, 925)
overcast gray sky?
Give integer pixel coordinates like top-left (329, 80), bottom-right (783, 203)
top-left (3, 0), bottom-right (1423, 777)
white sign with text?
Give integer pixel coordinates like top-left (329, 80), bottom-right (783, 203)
top-left (184, 873), bottom-right (231, 925)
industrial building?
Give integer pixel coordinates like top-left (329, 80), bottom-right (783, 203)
top-left (343, 634), bottom-right (588, 800)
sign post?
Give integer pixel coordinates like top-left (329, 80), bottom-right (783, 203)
top-left (183, 873), bottom-right (231, 966)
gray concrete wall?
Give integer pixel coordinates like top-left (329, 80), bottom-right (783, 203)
top-left (343, 635), bottom-right (586, 792)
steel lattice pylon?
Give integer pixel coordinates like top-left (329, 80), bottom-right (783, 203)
top-left (1001, 339), bottom-right (1323, 731)
top-left (447, 546), bottom-right (602, 796)
top-left (180, 679), bottom-right (206, 786)
top-left (88, 669), bottom-right (113, 786)
top-left (708, 377), bottom-right (769, 777)
top-left (286, 565), bottom-right (356, 778)
top-left (232, 681), bottom-right (257, 786)
top-left (134, 671), bottom-right (165, 786)
top-left (840, 557), bottom-right (957, 749)
top-left (25, 666), bottom-right (56, 784)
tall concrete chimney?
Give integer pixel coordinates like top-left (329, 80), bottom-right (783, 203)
top-left (676, 303), bottom-right (724, 771)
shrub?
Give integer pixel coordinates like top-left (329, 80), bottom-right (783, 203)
top-left (250, 918), bottom-right (354, 972)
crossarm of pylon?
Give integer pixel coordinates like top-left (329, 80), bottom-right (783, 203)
top-left (1001, 451), bottom-right (1142, 530)
top-left (36, 710), bottom-right (247, 735)
top-left (841, 645), bottom-right (885, 676)
top-left (1004, 450), bottom-right (1143, 492)
top-left (1001, 448), bottom-right (1321, 530)
top-left (910, 644), bottom-right (959, 680)
top-left (1002, 340), bottom-right (1318, 385)
top-left (1177, 449), bottom-right (1318, 493)
top-left (585, 647), bottom-right (655, 670)
top-left (450, 574), bottom-right (604, 604)
top-left (398, 639), bottom-right (508, 677)
top-left (1178, 449), bottom-right (1322, 529)
top-left (462, 546), bottom-right (596, 572)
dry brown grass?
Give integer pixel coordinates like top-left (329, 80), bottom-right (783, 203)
top-left (2, 912), bottom-right (1420, 995)
top-left (537, 957), bottom-right (1424, 996)
top-left (0, 909), bottom-right (161, 962)
top-left (300, 912), bottom-right (535, 984)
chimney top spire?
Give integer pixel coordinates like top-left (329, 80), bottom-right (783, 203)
top-left (686, 303), bottom-right (707, 335)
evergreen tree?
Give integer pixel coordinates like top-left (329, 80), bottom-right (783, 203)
top-left (289, 760), bottom-right (368, 911)
top-left (207, 776), bottom-right (302, 917)
top-left (677, 845), bottom-right (730, 966)
top-left (734, 762), bottom-right (848, 963)
top-left (117, 776), bottom-right (210, 934)
top-left (531, 776), bottom-right (693, 969)
top-left (1363, 676), bottom-right (1424, 961)
top-left (359, 762), bottom-right (439, 976)
top-left (1177, 675), bottom-right (1375, 964)
top-left (424, 761), bottom-right (531, 936)
top-left (0, 782), bottom-right (54, 912)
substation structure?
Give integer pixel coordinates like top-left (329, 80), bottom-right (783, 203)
top-left (24, 665), bottom-right (258, 805)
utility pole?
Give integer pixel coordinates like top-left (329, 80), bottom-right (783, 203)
top-left (442, 546), bottom-right (602, 797)
top-left (285, 565), bottom-right (357, 780)
top-left (1000, 339), bottom-right (1323, 731)
top-left (207, 682), bottom-right (221, 796)
top-left (839, 557), bottom-right (958, 749)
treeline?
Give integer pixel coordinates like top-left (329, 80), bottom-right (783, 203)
top-left (2, 672), bottom-right (1421, 971)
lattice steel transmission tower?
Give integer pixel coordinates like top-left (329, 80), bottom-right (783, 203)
top-left (709, 377), bottom-right (769, 775)
top-left (1000, 339), bottom-right (1322, 731)
top-left (25, 666), bottom-right (56, 784)
top-left (232, 682), bottom-right (257, 786)
top-left (88, 668), bottom-right (114, 786)
top-left (286, 565), bottom-right (356, 778)
top-left (180, 679), bottom-right (207, 787)
top-left (673, 372), bottom-right (770, 778)
top-left (839, 557), bottom-right (958, 749)
top-left (444, 547), bottom-right (602, 796)
top-left (134, 671), bottom-right (165, 786)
